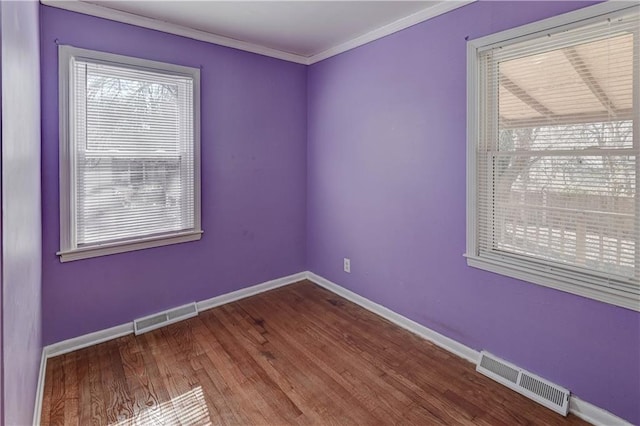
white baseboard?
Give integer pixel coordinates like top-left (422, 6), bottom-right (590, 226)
top-left (43, 271), bottom-right (307, 359)
top-left (570, 397), bottom-right (632, 426)
top-left (32, 349), bottom-right (47, 426)
top-left (305, 272), bottom-right (632, 426)
top-left (33, 271), bottom-right (307, 425)
top-left (46, 322), bottom-right (134, 359)
top-left (305, 272), bottom-right (479, 363)
top-left (196, 271), bottom-right (307, 312)
top-left (32, 270), bottom-right (631, 426)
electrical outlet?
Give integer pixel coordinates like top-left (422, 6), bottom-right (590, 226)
top-left (343, 258), bottom-right (351, 273)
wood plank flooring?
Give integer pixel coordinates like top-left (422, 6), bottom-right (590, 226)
top-left (41, 280), bottom-right (588, 425)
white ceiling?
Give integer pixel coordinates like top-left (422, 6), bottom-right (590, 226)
top-left (45, 1), bottom-right (473, 64)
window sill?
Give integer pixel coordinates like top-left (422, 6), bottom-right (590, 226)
top-left (465, 254), bottom-right (640, 312)
top-left (58, 230), bottom-right (203, 262)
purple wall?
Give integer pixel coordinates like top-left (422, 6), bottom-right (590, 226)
top-left (2, 1), bottom-right (42, 424)
top-left (41, 2), bottom-right (639, 423)
top-left (41, 6), bottom-right (307, 345)
top-left (307, 1), bottom-right (639, 423)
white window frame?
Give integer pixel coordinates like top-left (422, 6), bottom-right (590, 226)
top-left (58, 46), bottom-right (202, 262)
top-left (466, 2), bottom-right (640, 311)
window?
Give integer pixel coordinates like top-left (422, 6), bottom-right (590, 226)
top-left (58, 46), bottom-right (201, 262)
top-left (466, 3), bottom-right (640, 310)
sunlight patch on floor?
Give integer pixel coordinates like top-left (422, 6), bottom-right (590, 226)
top-left (111, 385), bottom-right (211, 426)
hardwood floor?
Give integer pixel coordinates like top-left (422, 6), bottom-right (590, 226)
top-left (41, 280), bottom-right (588, 425)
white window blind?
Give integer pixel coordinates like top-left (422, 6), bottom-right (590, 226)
top-left (59, 47), bottom-right (201, 261)
top-left (467, 5), bottom-right (640, 310)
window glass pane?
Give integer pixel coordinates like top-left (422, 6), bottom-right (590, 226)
top-left (494, 129), bottom-right (635, 278)
top-left (475, 9), bottom-right (639, 290)
top-left (72, 59), bottom-right (195, 246)
top-left (490, 29), bottom-right (636, 278)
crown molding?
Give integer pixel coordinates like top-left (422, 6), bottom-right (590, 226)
top-left (40, 0), bottom-right (310, 65)
top-left (307, 0), bottom-right (475, 64)
top-left (41, 0), bottom-right (476, 66)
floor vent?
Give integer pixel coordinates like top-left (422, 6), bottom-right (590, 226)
top-left (476, 351), bottom-right (570, 416)
top-left (134, 302), bottom-right (198, 335)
